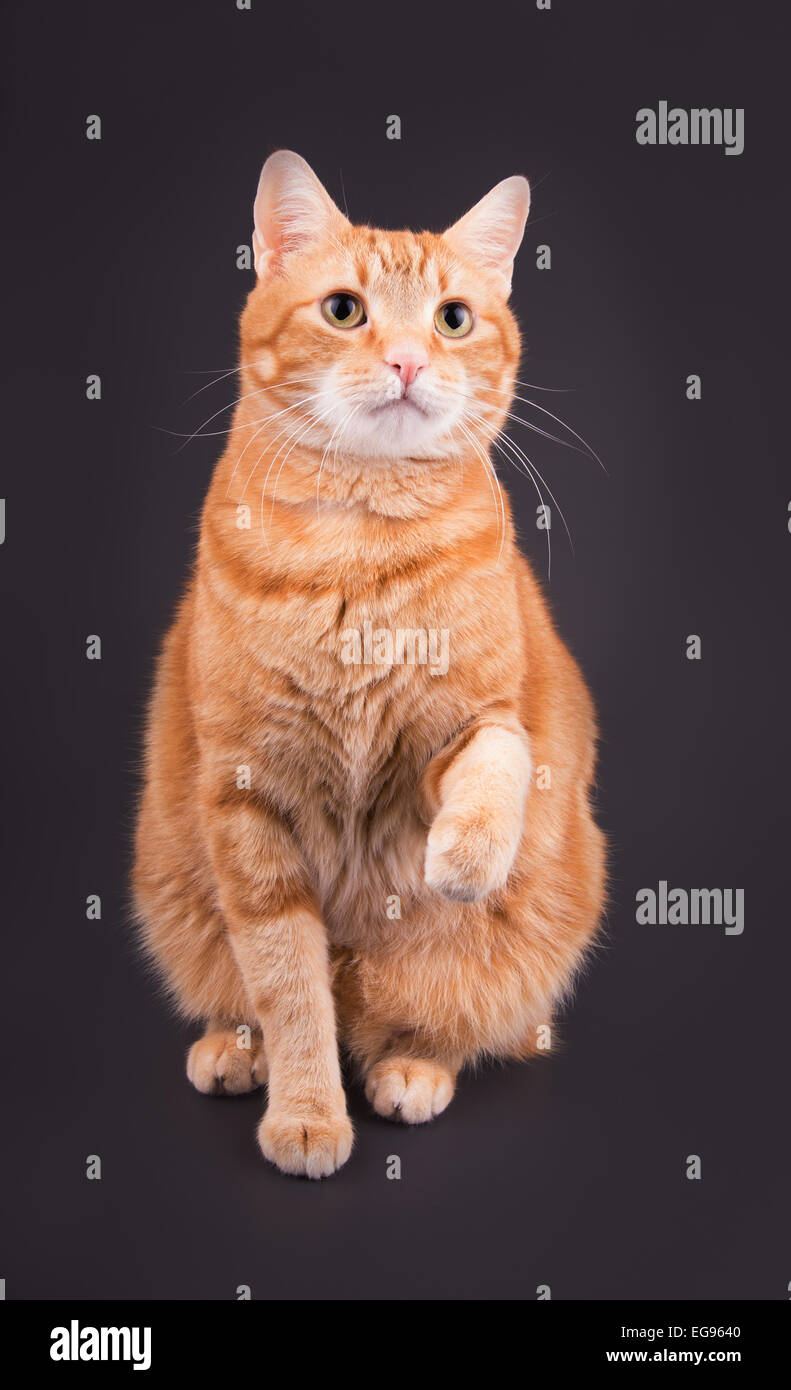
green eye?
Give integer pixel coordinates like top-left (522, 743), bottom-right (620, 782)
top-left (321, 292), bottom-right (366, 329)
top-left (434, 301), bottom-right (473, 338)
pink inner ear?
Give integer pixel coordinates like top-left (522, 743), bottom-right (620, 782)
top-left (253, 151), bottom-right (350, 272)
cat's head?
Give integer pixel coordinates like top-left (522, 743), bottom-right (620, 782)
top-left (240, 151), bottom-right (529, 463)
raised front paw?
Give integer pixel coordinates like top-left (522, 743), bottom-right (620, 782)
top-left (424, 804), bottom-right (522, 903)
top-left (422, 720), bottom-right (530, 903)
top-left (257, 1107), bottom-right (353, 1179)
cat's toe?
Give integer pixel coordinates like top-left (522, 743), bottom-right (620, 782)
top-left (186, 1029), bottom-right (266, 1096)
top-left (365, 1058), bottom-right (455, 1124)
top-left (257, 1109), bottom-right (353, 1179)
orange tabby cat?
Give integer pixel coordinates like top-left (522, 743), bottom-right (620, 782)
top-left (133, 151), bottom-right (606, 1178)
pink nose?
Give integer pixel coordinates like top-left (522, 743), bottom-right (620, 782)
top-left (384, 345), bottom-right (428, 389)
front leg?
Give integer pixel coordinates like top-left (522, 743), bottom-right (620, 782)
top-left (205, 788), bottom-right (352, 1179)
top-left (422, 712), bottom-right (532, 903)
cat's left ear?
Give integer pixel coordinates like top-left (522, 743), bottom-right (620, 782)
top-left (444, 176), bottom-right (530, 294)
top-left (253, 150), bottom-right (350, 276)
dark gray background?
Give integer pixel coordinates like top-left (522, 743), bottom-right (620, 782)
top-left (2, 0), bottom-right (789, 1299)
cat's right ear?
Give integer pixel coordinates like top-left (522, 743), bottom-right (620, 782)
top-left (252, 151), bottom-right (349, 276)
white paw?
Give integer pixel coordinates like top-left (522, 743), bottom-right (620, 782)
top-left (424, 806), bottom-right (520, 902)
top-left (187, 1029), bottom-right (268, 1096)
top-left (365, 1058), bottom-right (456, 1124)
top-left (257, 1109), bottom-right (353, 1179)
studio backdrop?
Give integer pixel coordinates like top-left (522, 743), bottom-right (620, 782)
top-left (1, 0), bottom-right (789, 1302)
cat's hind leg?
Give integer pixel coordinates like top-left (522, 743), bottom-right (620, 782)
top-left (334, 958), bottom-right (463, 1125)
top-left (186, 1018), bottom-right (268, 1096)
top-left (364, 1054), bottom-right (459, 1125)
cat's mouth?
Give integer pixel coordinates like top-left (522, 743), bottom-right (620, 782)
top-left (329, 380), bottom-right (454, 458)
top-left (368, 396), bottom-right (428, 418)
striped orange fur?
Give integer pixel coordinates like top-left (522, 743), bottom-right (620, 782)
top-left (133, 152), bottom-right (606, 1178)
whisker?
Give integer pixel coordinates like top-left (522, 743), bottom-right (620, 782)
top-left (181, 362), bottom-right (319, 404)
top-left (256, 411), bottom-right (325, 547)
top-left (461, 404), bottom-right (574, 553)
top-left (457, 404), bottom-right (553, 576)
top-left (493, 426), bottom-right (573, 560)
top-left (474, 395), bottom-right (597, 462)
top-left (315, 395), bottom-right (366, 519)
top-left (183, 365), bottom-right (247, 403)
top-left (172, 384), bottom-right (281, 453)
top-left (231, 390), bottom-right (337, 498)
top-left (476, 383), bottom-right (607, 473)
top-left (510, 378), bottom-right (571, 394)
top-left (161, 376), bottom-right (325, 450)
top-left (456, 419), bottom-right (506, 563)
top-left (463, 412), bottom-right (553, 578)
top-left (513, 396), bottom-right (606, 474)
top-left (248, 402), bottom-right (332, 507)
top-left (264, 404), bottom-right (341, 543)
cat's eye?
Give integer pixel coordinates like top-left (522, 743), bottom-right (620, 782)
top-left (434, 301), bottom-right (473, 339)
top-left (321, 292), bottom-right (366, 329)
